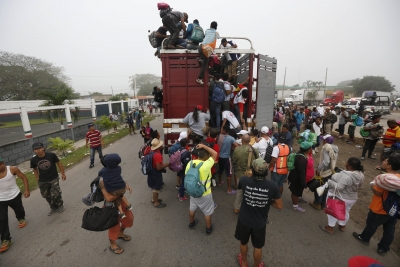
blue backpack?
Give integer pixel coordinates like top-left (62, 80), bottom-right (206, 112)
top-left (141, 152), bottom-right (154, 175)
top-left (184, 161), bottom-right (210, 198)
top-left (383, 190), bottom-right (400, 219)
top-left (211, 82), bottom-right (225, 104)
top-left (355, 116), bottom-right (364, 126)
top-left (168, 142), bottom-right (180, 156)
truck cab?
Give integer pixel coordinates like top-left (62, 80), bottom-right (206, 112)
top-left (160, 38), bottom-right (277, 150)
top-left (323, 90), bottom-right (344, 106)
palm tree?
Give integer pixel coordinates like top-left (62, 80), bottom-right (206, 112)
top-left (39, 84), bottom-right (80, 129)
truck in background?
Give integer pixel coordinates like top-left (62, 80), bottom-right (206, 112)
top-left (160, 38), bottom-right (277, 150)
top-left (284, 89), bottom-right (325, 106)
top-left (323, 90), bottom-right (344, 106)
top-left (361, 91), bottom-right (392, 99)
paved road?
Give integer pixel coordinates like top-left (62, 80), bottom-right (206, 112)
top-left (1, 116), bottom-right (399, 267)
top-left (0, 118), bottom-right (94, 146)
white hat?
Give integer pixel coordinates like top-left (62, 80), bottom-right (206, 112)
top-left (319, 103), bottom-right (323, 106)
top-left (178, 131), bottom-right (188, 141)
top-left (351, 108), bottom-right (356, 111)
top-left (237, 130), bottom-right (249, 135)
top-left (261, 126), bottom-right (269, 134)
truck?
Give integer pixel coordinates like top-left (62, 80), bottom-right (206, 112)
top-left (160, 37), bottom-right (277, 150)
top-left (360, 91), bottom-right (391, 114)
top-left (323, 90), bottom-right (344, 106)
top-left (361, 91), bottom-right (393, 99)
top-left (284, 89), bottom-right (325, 106)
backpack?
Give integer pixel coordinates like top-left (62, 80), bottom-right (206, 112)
top-left (90, 176), bottom-right (104, 203)
top-left (191, 25), bottom-right (204, 43)
top-left (148, 31), bottom-right (157, 48)
top-left (359, 126), bottom-right (370, 138)
top-left (158, 2), bottom-right (171, 18)
top-left (355, 116), bottom-right (364, 126)
top-left (184, 161), bottom-right (210, 198)
top-left (169, 148), bottom-right (187, 172)
top-left (277, 112), bottom-right (284, 122)
top-left (382, 191), bottom-right (400, 219)
top-left (263, 140), bottom-right (274, 164)
top-left (211, 82), bottom-right (225, 103)
top-left (141, 152), bottom-right (154, 175)
top-left (330, 113), bottom-right (337, 124)
top-left (168, 142), bottom-right (181, 156)
top-left (81, 206), bottom-right (118, 232)
top-left (138, 141), bottom-right (152, 159)
top-left (287, 153), bottom-right (306, 171)
top-left (307, 132), bottom-right (318, 145)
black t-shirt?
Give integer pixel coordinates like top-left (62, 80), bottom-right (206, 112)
top-left (156, 27), bottom-right (167, 47)
top-left (238, 177), bottom-right (281, 229)
top-left (30, 152), bottom-right (60, 182)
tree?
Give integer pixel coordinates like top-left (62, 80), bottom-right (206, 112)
top-left (292, 84), bottom-right (300, 87)
top-left (337, 80), bottom-right (354, 87)
top-left (352, 76), bottom-right (395, 96)
top-left (307, 91), bottom-right (318, 102)
top-left (130, 74), bottom-right (162, 96)
top-left (39, 84), bottom-right (80, 129)
top-left (47, 137), bottom-right (74, 157)
top-left (0, 51), bottom-right (74, 100)
top-left (89, 91), bottom-right (103, 96)
top-left (109, 95), bottom-right (122, 101)
top-left (96, 115), bottom-right (113, 135)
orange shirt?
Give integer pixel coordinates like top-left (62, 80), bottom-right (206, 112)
top-left (369, 173), bottom-right (400, 214)
top-left (382, 126), bottom-right (400, 147)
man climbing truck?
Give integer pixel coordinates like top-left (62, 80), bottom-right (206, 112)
top-left (159, 37), bottom-right (277, 150)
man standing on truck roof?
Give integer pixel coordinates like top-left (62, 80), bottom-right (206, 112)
top-left (196, 21), bottom-right (218, 85)
top-left (161, 10), bottom-right (188, 49)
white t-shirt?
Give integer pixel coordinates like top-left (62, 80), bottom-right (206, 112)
top-left (222, 111), bottom-right (239, 129)
top-left (233, 88), bottom-right (247, 104)
top-left (219, 79), bottom-right (231, 101)
top-left (252, 137), bottom-right (273, 159)
top-left (317, 107), bottom-right (325, 117)
top-left (313, 122), bottom-right (322, 136)
top-left (271, 144), bottom-right (289, 172)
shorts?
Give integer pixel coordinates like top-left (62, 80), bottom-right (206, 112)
top-left (110, 188), bottom-right (126, 197)
top-left (189, 193), bottom-right (214, 216)
top-left (271, 172), bottom-right (287, 187)
top-left (218, 158), bottom-right (232, 177)
top-left (234, 219), bottom-right (266, 249)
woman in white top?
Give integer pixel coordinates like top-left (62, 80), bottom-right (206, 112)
top-left (0, 158), bottom-right (30, 252)
top-left (312, 117), bottom-right (323, 154)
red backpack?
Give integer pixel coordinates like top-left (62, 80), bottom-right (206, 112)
top-left (158, 2), bottom-right (171, 18)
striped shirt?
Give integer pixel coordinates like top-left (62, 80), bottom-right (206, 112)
top-left (86, 130), bottom-right (102, 148)
top-left (382, 126), bottom-right (400, 147)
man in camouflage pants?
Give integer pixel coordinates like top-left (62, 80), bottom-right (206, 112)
top-left (30, 142), bottom-right (67, 216)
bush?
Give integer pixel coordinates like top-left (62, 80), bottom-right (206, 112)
top-left (96, 115), bottom-right (113, 135)
top-left (48, 137), bottom-right (74, 156)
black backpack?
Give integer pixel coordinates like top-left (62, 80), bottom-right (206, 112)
top-left (330, 113), bottom-right (337, 124)
top-left (263, 141), bottom-right (274, 164)
top-left (90, 176), bottom-right (105, 203)
top-left (383, 191), bottom-right (400, 219)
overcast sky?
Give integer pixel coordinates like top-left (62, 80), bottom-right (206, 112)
top-left (1, 0), bottom-right (399, 96)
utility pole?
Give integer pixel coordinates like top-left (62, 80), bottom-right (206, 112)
top-left (111, 86), bottom-right (114, 96)
top-left (281, 67), bottom-right (287, 102)
top-left (129, 75), bottom-right (137, 99)
top-left (324, 68), bottom-right (328, 97)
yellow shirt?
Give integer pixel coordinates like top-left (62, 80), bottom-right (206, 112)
top-left (185, 157), bottom-right (214, 196)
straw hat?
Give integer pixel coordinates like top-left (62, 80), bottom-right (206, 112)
top-left (151, 138), bottom-right (164, 150)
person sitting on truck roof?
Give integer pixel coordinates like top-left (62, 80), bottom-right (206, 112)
top-left (219, 38), bottom-right (239, 77)
top-left (196, 21), bottom-right (219, 85)
top-left (161, 10), bottom-right (188, 49)
top-left (185, 19), bottom-right (201, 46)
top-left (182, 105), bottom-right (210, 144)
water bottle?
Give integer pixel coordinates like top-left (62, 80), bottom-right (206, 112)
top-left (92, 184), bottom-right (97, 193)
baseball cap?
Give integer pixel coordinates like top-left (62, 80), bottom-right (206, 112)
top-left (88, 123), bottom-right (94, 128)
top-left (351, 108), bottom-right (356, 111)
top-left (237, 130), bottom-right (248, 135)
top-left (300, 141), bottom-right (313, 150)
top-left (178, 131), bottom-right (188, 141)
top-left (278, 132), bottom-right (286, 142)
top-left (32, 142), bottom-right (44, 150)
top-left (196, 105), bottom-right (203, 111)
top-left (252, 158), bottom-right (268, 173)
top-left (319, 103), bottom-right (323, 106)
top-left (261, 126), bottom-right (269, 134)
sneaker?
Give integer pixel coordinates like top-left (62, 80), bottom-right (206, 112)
top-left (293, 206), bottom-right (306, 213)
top-left (189, 218), bottom-right (199, 229)
top-left (178, 195), bottom-right (188, 201)
top-left (377, 248), bottom-right (389, 256)
top-left (360, 157), bottom-right (365, 160)
top-left (175, 185), bottom-right (180, 190)
top-left (89, 164), bottom-right (94, 168)
top-left (0, 240), bottom-right (12, 253)
top-left (352, 232), bottom-right (369, 246)
top-left (18, 219), bottom-right (27, 228)
top-left (58, 204), bottom-right (65, 213)
top-left (48, 207), bottom-right (58, 216)
top-left (206, 225), bottom-right (214, 235)
top-left (368, 156), bottom-right (376, 160)
top-left (298, 197), bottom-right (308, 203)
top-left (196, 79), bottom-right (204, 85)
top-left (126, 204), bottom-right (133, 211)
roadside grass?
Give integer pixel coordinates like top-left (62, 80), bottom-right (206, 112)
top-left (17, 115), bottom-right (155, 192)
top-left (0, 117), bottom-right (91, 129)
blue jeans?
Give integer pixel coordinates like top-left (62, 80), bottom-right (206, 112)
top-left (296, 123), bottom-right (301, 131)
top-left (210, 101), bottom-right (222, 129)
top-left (360, 210), bottom-right (397, 251)
top-left (136, 120), bottom-right (141, 130)
top-left (313, 190), bottom-right (328, 209)
top-left (90, 146), bottom-right (103, 165)
top-left (178, 172), bottom-right (185, 198)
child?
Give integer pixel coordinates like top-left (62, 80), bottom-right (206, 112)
top-left (99, 153), bottom-right (132, 219)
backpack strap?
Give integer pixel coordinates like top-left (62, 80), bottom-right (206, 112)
top-left (246, 145), bottom-right (253, 169)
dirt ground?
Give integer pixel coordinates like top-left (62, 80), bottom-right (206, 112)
top-left (291, 130), bottom-right (400, 256)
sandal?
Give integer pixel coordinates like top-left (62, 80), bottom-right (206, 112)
top-left (18, 219), bottom-right (27, 229)
top-left (118, 234), bottom-right (131, 241)
top-left (109, 245), bottom-right (124, 254)
top-left (154, 203), bottom-right (166, 208)
top-left (339, 225), bottom-right (346, 232)
top-left (151, 199), bottom-right (163, 204)
top-left (258, 262), bottom-right (265, 267)
top-left (236, 253), bottom-right (248, 267)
